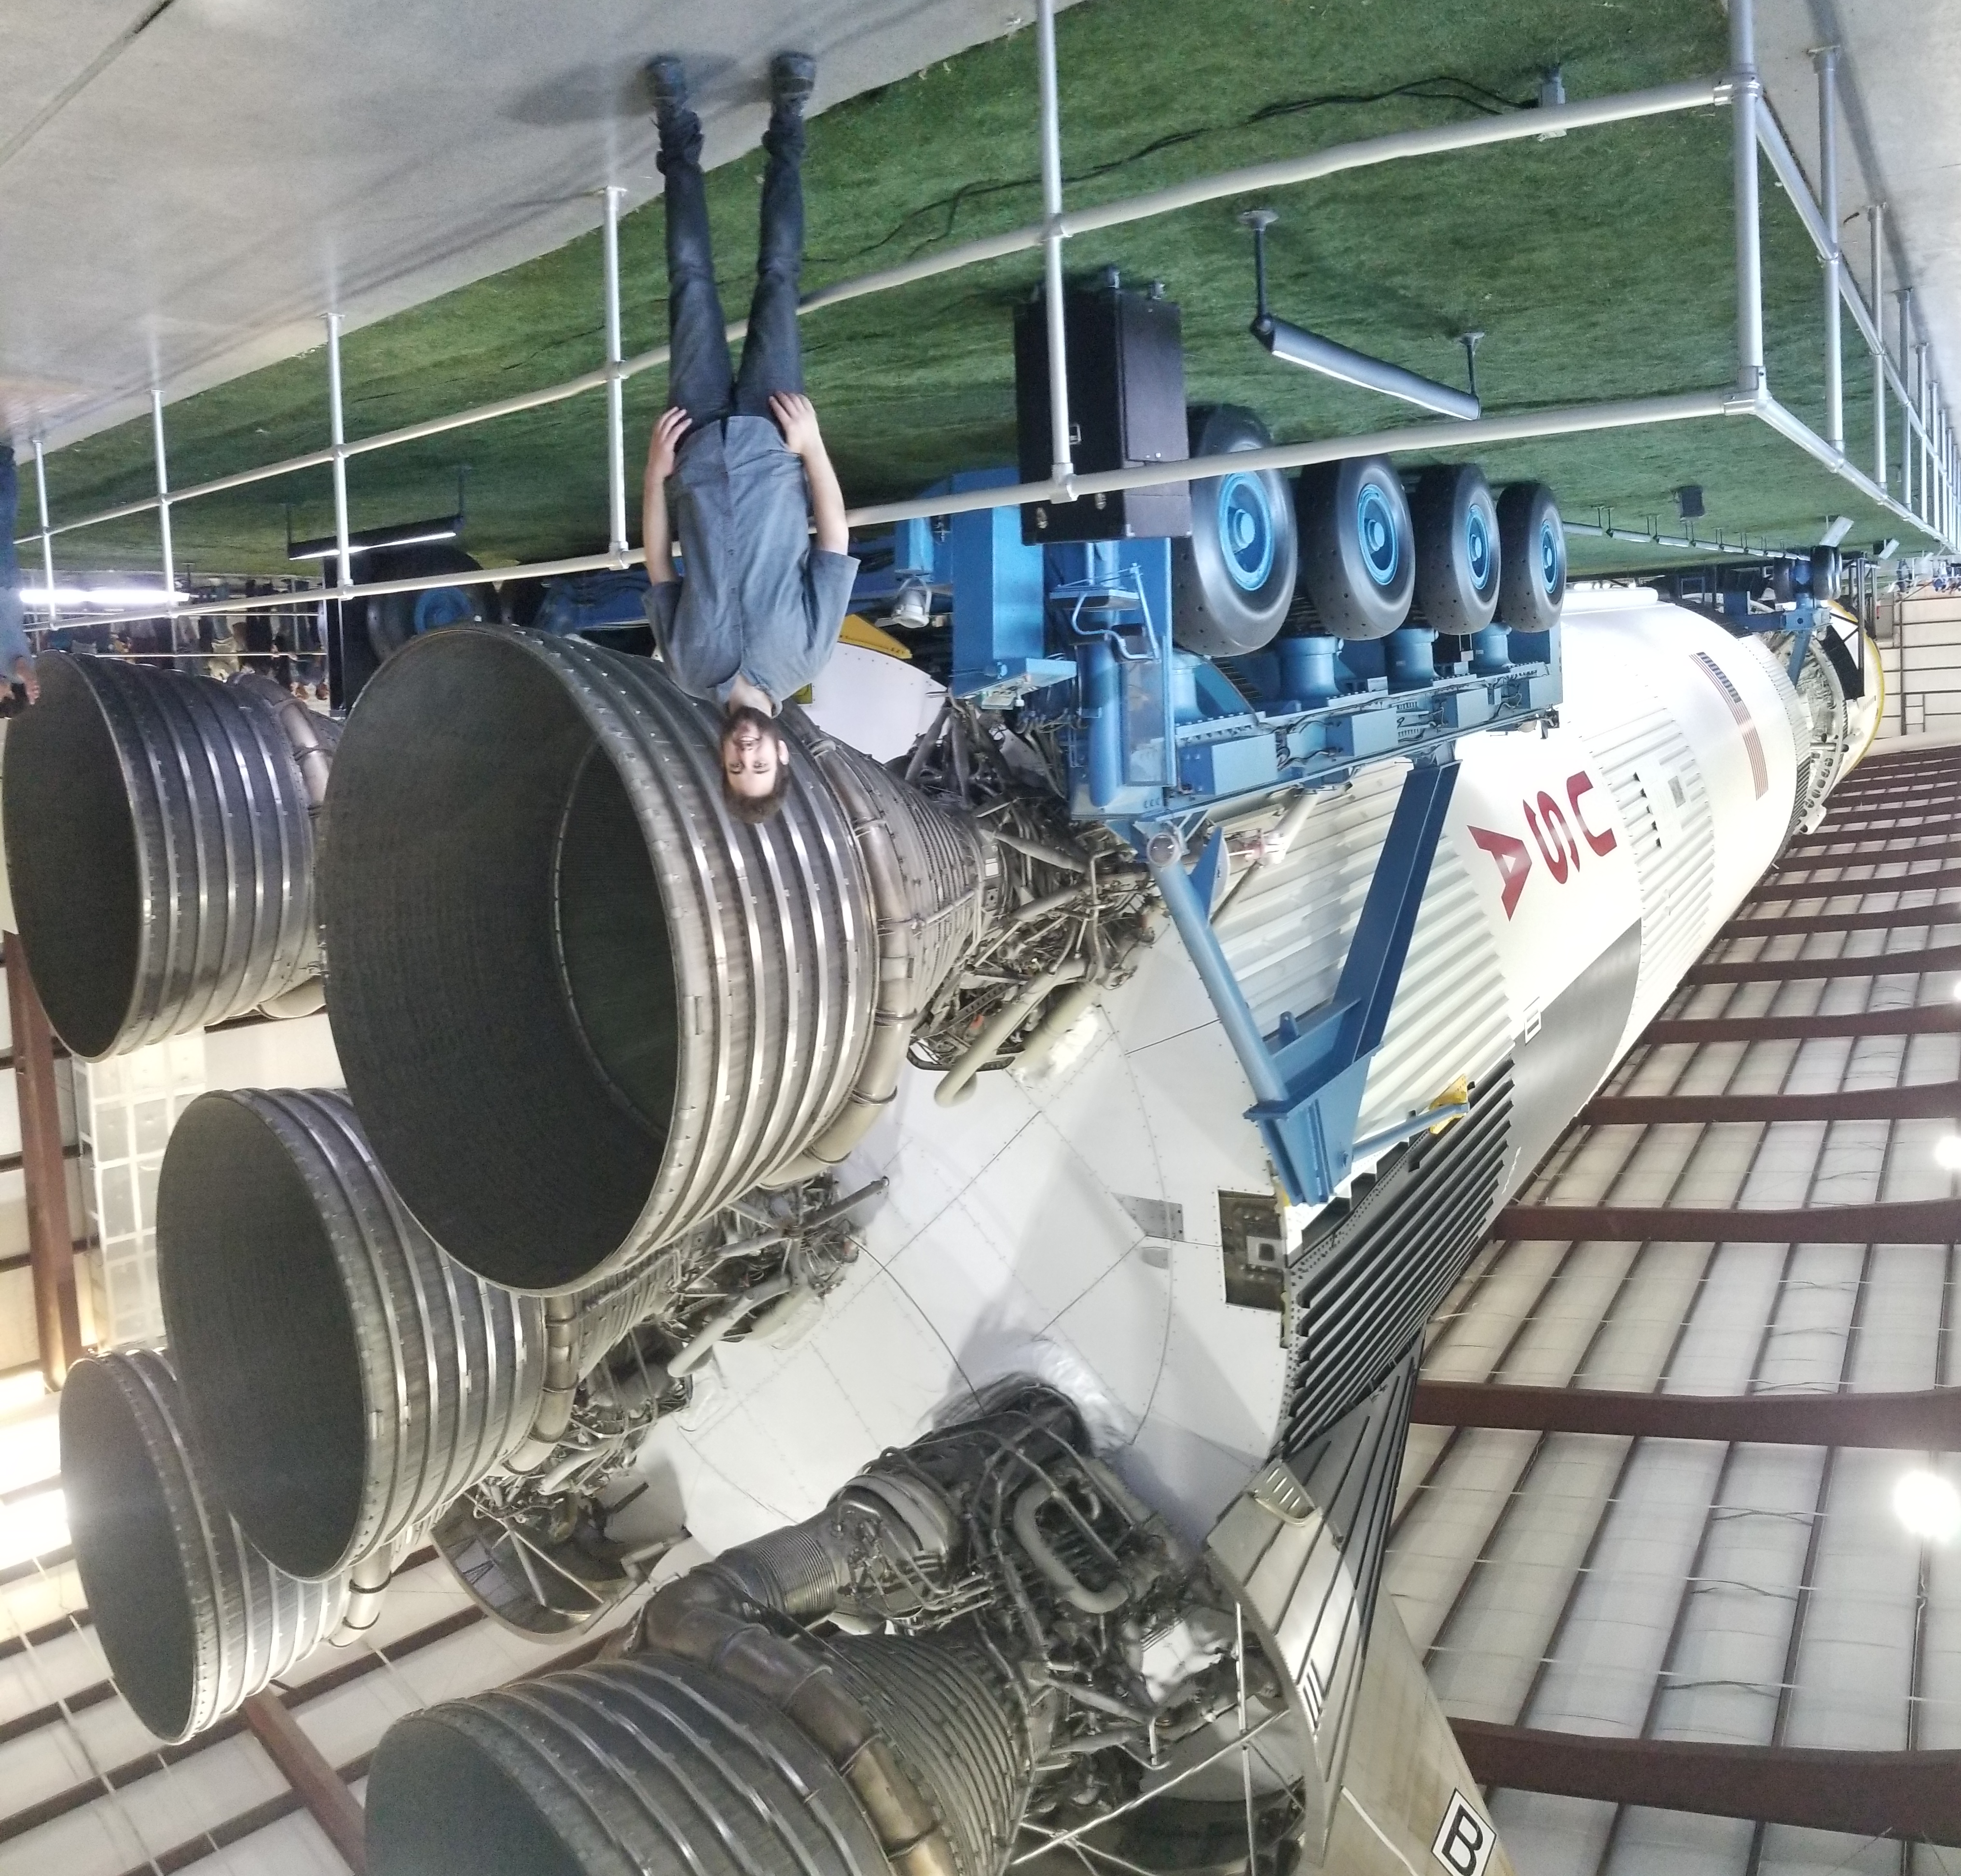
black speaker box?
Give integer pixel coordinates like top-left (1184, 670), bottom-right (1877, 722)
top-left (1015, 276), bottom-right (1192, 544)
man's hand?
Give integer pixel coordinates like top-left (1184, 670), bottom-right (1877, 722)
top-left (770, 392), bottom-right (824, 458)
top-left (11, 657), bottom-right (35, 706)
top-left (646, 406), bottom-right (692, 484)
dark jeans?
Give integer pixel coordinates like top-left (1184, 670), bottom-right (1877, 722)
top-left (0, 447), bottom-right (18, 590)
top-left (659, 108), bottom-right (805, 427)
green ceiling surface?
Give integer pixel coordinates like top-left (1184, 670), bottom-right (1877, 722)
top-left (35, 0), bottom-right (1914, 576)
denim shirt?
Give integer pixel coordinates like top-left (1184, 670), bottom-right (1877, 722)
top-left (644, 415), bottom-right (858, 704)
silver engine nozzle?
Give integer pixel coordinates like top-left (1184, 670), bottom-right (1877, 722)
top-left (316, 628), bottom-right (993, 1293)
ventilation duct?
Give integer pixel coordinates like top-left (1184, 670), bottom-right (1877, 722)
top-left (317, 629), bottom-right (993, 1292)
top-left (59, 1349), bottom-right (347, 1742)
top-left (2, 659), bottom-right (334, 1058)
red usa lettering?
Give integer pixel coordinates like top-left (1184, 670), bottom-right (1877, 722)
top-left (1467, 769), bottom-right (1616, 920)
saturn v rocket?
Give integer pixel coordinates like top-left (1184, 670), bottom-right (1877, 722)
top-left (16, 494), bottom-right (1873, 1874)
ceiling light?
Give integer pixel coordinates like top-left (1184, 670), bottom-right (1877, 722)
top-left (22, 585), bottom-right (184, 608)
top-left (1934, 1134), bottom-right (1961, 1171)
top-left (1878, 538), bottom-right (1901, 561)
top-left (1820, 515), bottom-right (1855, 548)
top-left (1894, 1468), bottom-right (1961, 1543)
top-left (286, 515), bottom-right (462, 562)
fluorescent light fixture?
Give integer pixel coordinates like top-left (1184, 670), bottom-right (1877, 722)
top-left (1879, 538), bottom-right (1902, 560)
top-left (1894, 1468), bottom-right (1961, 1543)
top-left (1934, 1133), bottom-right (1961, 1171)
top-left (287, 514), bottom-right (462, 562)
top-left (1256, 316), bottom-right (1481, 421)
top-left (22, 585), bottom-right (183, 608)
top-left (1820, 515), bottom-right (1855, 548)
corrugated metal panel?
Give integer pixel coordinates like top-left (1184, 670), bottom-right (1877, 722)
top-left (1586, 698), bottom-right (1716, 1033)
top-left (1214, 763), bottom-right (1513, 1142)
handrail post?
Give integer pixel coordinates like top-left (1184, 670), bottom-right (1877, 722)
top-left (151, 388), bottom-right (176, 647)
top-left (1918, 343), bottom-right (1930, 522)
top-left (1870, 203), bottom-right (1886, 490)
top-left (327, 313), bottom-right (353, 598)
top-left (1900, 289), bottom-right (1914, 514)
top-left (602, 184), bottom-right (629, 563)
top-left (1814, 45), bottom-right (1842, 454)
top-left (1036, 0), bottom-right (1073, 488)
top-left (1731, 0), bottom-right (1765, 399)
top-left (31, 438), bottom-right (55, 627)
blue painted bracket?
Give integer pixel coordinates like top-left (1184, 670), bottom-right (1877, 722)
top-left (1786, 593), bottom-right (1816, 685)
top-left (1144, 759), bottom-right (1461, 1206)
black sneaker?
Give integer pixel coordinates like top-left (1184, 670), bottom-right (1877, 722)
top-left (769, 51), bottom-right (816, 115)
top-left (643, 54), bottom-right (690, 129)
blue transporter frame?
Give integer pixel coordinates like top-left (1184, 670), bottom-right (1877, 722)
top-left (850, 474), bottom-right (1561, 1205)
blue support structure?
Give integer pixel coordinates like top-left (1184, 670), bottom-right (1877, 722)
top-left (1144, 759), bottom-right (1460, 1205)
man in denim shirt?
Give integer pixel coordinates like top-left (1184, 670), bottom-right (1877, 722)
top-left (0, 448), bottom-right (41, 707)
top-left (640, 51), bottom-right (857, 826)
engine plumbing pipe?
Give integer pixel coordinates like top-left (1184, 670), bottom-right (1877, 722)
top-left (935, 959), bottom-right (1091, 1106)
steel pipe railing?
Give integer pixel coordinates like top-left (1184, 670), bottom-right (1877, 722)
top-left (31, 438), bottom-right (54, 623)
top-left (1754, 103), bottom-right (1949, 488)
top-left (28, 390), bottom-right (1739, 628)
top-left (1815, 46), bottom-right (1842, 454)
top-left (1731, 0), bottom-right (1764, 398)
top-left (601, 185), bottom-right (629, 559)
top-left (14, 0), bottom-right (1958, 622)
top-left (1871, 201), bottom-right (1887, 490)
top-left (1036, 0), bottom-right (1073, 486)
top-left (16, 76), bottom-right (1728, 569)
top-left (327, 312), bottom-right (352, 596)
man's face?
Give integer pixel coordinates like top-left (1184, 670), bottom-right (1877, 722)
top-left (721, 713), bottom-right (786, 799)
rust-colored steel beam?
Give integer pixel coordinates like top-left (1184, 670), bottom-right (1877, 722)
top-left (1790, 814), bottom-right (1961, 841)
top-left (1749, 865), bottom-right (1961, 900)
top-left (1451, 1722), bottom-right (1961, 1841)
top-left (1781, 841), bottom-right (1960, 868)
top-left (241, 1693), bottom-right (366, 1874)
top-left (1496, 1197), bottom-right (1960, 1243)
top-left (1412, 1379), bottom-right (1961, 1448)
top-left (1723, 905), bottom-right (1961, 937)
top-left (1582, 1082), bottom-right (1961, 1125)
top-left (1643, 1008), bottom-right (1961, 1043)
top-left (1686, 942), bottom-right (1961, 983)
top-left (5, 938), bottom-right (83, 1389)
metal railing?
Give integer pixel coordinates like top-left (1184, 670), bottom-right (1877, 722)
top-left (14, 0), bottom-right (1957, 635)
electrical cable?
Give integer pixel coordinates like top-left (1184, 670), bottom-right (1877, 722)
top-left (808, 73), bottom-right (1538, 270)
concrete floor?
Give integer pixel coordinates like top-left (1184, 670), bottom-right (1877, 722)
top-left (0, 0), bottom-right (1061, 451)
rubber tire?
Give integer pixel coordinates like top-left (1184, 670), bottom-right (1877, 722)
top-left (497, 576), bottom-right (547, 629)
top-left (1410, 464), bottom-right (1501, 634)
top-left (1809, 544), bottom-right (1842, 602)
top-left (1495, 482), bottom-right (1566, 634)
top-left (1294, 455), bottom-right (1414, 641)
top-left (362, 545), bottom-right (487, 661)
top-left (1171, 406), bottom-right (1299, 656)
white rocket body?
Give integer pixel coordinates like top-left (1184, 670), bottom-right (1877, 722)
top-left (646, 592), bottom-right (1859, 1551)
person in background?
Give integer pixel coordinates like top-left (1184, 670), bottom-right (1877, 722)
top-left (639, 50), bottom-right (856, 826)
top-left (0, 447), bottom-right (41, 707)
